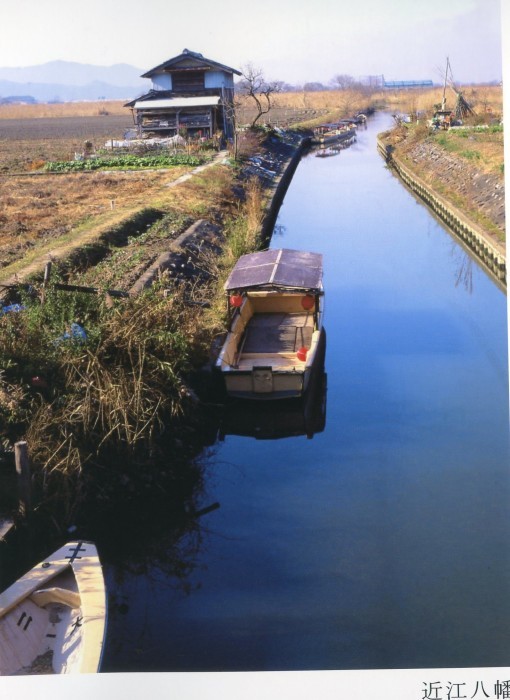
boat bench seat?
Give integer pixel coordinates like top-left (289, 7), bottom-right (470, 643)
top-left (30, 587), bottom-right (81, 609)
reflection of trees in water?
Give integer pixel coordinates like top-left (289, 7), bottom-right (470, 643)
top-left (88, 456), bottom-right (221, 628)
top-left (84, 456), bottom-right (215, 571)
top-left (0, 452), bottom-right (211, 593)
top-left (3, 402), bottom-right (223, 600)
top-left (451, 245), bottom-right (473, 293)
top-left (102, 359), bottom-right (328, 668)
top-left (103, 515), bottom-right (208, 664)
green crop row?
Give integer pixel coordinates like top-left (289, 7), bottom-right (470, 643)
top-left (45, 153), bottom-right (206, 172)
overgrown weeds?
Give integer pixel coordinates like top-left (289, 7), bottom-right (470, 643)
top-left (0, 280), bottom-right (202, 519)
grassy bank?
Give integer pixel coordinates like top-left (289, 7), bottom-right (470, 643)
top-left (380, 120), bottom-right (505, 245)
top-left (0, 142), bottom-right (266, 527)
top-left (389, 121), bottom-right (504, 176)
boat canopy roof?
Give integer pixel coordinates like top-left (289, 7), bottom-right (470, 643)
top-left (224, 248), bottom-right (323, 292)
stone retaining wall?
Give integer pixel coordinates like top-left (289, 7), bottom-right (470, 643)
top-left (377, 138), bottom-right (506, 287)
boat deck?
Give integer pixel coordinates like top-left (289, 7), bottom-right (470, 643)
top-left (235, 312), bottom-right (314, 370)
top-left (242, 312), bottom-right (313, 353)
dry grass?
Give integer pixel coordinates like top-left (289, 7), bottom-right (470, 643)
top-left (0, 169), bottom-right (191, 274)
top-left (275, 89), bottom-right (374, 112)
top-left (0, 104), bottom-right (235, 281)
top-left (0, 86), bottom-right (502, 121)
top-left (0, 158), bottom-right (265, 520)
top-left (432, 127), bottom-right (504, 176)
top-left (1, 87), bottom-right (502, 280)
top-left (0, 283), bottom-right (202, 519)
top-left (377, 85), bottom-right (503, 118)
top-left (0, 100), bottom-right (128, 119)
top-left (238, 85), bottom-right (503, 128)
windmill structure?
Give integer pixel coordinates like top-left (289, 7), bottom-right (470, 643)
top-left (435, 57), bottom-right (475, 126)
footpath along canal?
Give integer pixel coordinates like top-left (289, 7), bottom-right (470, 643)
top-left (102, 112), bottom-right (510, 672)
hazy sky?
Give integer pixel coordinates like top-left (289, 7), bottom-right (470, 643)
top-left (0, 0), bottom-right (503, 84)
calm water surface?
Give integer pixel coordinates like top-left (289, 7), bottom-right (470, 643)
top-left (103, 113), bottom-right (510, 671)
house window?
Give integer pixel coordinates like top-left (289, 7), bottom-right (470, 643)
top-left (172, 71), bottom-right (205, 92)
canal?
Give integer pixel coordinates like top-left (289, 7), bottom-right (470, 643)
top-left (102, 112), bottom-right (510, 672)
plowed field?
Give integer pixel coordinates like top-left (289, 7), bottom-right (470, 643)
top-left (0, 115), bottom-right (203, 277)
top-left (0, 115), bottom-right (133, 172)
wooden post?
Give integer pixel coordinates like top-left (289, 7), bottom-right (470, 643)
top-left (43, 261), bottom-right (52, 288)
top-left (15, 441), bottom-right (31, 516)
top-left (41, 260), bottom-right (52, 304)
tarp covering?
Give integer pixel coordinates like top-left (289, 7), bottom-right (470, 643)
top-left (224, 249), bottom-right (323, 292)
top-left (133, 96), bottom-right (220, 110)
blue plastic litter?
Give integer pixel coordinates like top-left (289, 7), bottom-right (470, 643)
top-left (0, 304), bottom-right (26, 315)
top-left (55, 323), bottom-right (87, 345)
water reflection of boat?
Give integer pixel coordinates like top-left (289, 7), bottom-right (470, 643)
top-left (219, 353), bottom-right (327, 440)
top-left (315, 146), bottom-right (342, 158)
top-left (215, 249), bottom-right (325, 399)
top-left (0, 541), bottom-right (107, 675)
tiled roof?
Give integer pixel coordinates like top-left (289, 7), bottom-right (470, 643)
top-left (141, 48), bottom-right (241, 78)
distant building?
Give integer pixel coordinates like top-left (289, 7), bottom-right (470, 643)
top-left (0, 95), bottom-right (37, 105)
top-left (125, 48), bottom-right (241, 140)
top-left (383, 80), bottom-right (434, 89)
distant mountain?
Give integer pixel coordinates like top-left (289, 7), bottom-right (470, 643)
top-left (0, 60), bottom-right (147, 102)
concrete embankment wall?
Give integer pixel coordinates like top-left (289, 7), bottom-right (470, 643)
top-left (377, 138), bottom-right (506, 287)
top-left (259, 136), bottom-right (310, 243)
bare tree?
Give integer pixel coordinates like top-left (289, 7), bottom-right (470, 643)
top-left (238, 64), bottom-right (282, 128)
top-left (303, 82), bottom-right (328, 92)
top-left (222, 95), bottom-right (241, 160)
top-left (330, 74), bottom-right (356, 90)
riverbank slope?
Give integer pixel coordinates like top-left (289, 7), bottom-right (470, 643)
top-left (378, 123), bottom-right (505, 284)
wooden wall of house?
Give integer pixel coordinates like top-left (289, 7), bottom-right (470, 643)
top-left (172, 71), bottom-right (205, 91)
top-left (151, 69), bottom-right (234, 93)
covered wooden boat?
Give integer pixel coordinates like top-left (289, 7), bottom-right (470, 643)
top-left (215, 248), bottom-right (325, 399)
top-left (0, 540), bottom-right (107, 675)
top-left (311, 124), bottom-right (356, 145)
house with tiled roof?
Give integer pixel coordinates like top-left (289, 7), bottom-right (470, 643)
top-left (126, 48), bottom-right (241, 140)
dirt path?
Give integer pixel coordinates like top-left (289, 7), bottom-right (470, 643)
top-left (0, 151), bottom-right (228, 291)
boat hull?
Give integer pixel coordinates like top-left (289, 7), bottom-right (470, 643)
top-left (219, 325), bottom-right (326, 400)
top-left (0, 541), bottom-right (107, 676)
top-left (223, 365), bottom-right (309, 400)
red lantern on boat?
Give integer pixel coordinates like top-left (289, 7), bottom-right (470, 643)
top-left (301, 294), bottom-right (314, 311)
top-left (229, 294), bottom-right (243, 308)
top-left (297, 346), bottom-right (308, 361)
